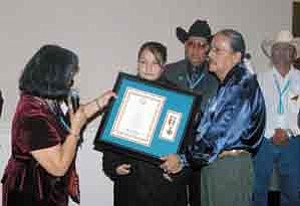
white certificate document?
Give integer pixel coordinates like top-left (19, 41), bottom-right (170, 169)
top-left (111, 87), bottom-right (165, 146)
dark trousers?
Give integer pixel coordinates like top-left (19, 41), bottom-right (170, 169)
top-left (188, 170), bottom-right (201, 206)
top-left (201, 153), bottom-right (253, 206)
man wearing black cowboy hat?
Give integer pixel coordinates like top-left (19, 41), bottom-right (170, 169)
top-left (163, 19), bottom-right (218, 110)
top-left (162, 20), bottom-right (219, 206)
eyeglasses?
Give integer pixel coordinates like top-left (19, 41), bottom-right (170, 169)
top-left (186, 40), bottom-right (208, 49)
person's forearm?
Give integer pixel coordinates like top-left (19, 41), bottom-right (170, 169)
top-left (56, 133), bottom-right (78, 176)
top-left (82, 91), bottom-right (116, 119)
top-left (31, 132), bottom-right (79, 177)
top-left (82, 99), bottom-right (101, 119)
top-left (183, 138), bottom-right (212, 169)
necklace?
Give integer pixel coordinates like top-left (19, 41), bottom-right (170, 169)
top-left (186, 73), bottom-right (204, 90)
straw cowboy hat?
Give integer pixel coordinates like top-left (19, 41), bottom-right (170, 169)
top-left (261, 30), bottom-right (300, 59)
top-left (176, 20), bottom-right (211, 43)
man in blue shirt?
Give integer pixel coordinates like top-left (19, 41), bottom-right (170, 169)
top-left (161, 29), bottom-right (266, 206)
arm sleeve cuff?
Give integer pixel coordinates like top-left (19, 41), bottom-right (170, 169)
top-left (179, 154), bottom-right (190, 167)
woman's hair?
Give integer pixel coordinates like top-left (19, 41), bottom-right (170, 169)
top-left (137, 41), bottom-right (167, 65)
top-left (216, 29), bottom-right (246, 60)
top-left (19, 45), bottom-right (79, 99)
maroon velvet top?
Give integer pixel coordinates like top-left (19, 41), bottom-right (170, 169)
top-left (1, 94), bottom-right (79, 206)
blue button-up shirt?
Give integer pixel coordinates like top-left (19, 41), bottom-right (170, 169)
top-left (183, 64), bottom-right (266, 168)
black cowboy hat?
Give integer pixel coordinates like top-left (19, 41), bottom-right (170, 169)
top-left (176, 20), bottom-right (211, 43)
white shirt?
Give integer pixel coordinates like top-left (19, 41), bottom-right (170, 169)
top-left (258, 66), bottom-right (300, 138)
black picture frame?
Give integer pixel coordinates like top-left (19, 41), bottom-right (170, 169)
top-left (94, 72), bottom-right (200, 165)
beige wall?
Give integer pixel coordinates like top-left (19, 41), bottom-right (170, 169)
top-left (0, 0), bottom-right (293, 205)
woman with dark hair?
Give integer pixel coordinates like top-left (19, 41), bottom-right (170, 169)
top-left (1, 45), bottom-right (115, 206)
top-left (161, 30), bottom-right (266, 206)
top-left (102, 41), bottom-right (187, 206)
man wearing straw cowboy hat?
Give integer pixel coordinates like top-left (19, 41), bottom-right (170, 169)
top-left (253, 30), bottom-right (300, 206)
top-left (162, 20), bottom-right (219, 206)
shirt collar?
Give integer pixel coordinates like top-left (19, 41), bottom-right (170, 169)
top-left (219, 63), bottom-right (242, 86)
top-left (272, 65), bottom-right (295, 81)
top-left (187, 60), bottom-right (207, 76)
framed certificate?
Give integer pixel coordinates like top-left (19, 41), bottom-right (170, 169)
top-left (94, 72), bottom-right (200, 164)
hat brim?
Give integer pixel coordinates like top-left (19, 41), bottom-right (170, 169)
top-left (261, 38), bottom-right (300, 59)
top-left (176, 27), bottom-right (189, 44)
top-left (176, 27), bottom-right (212, 44)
